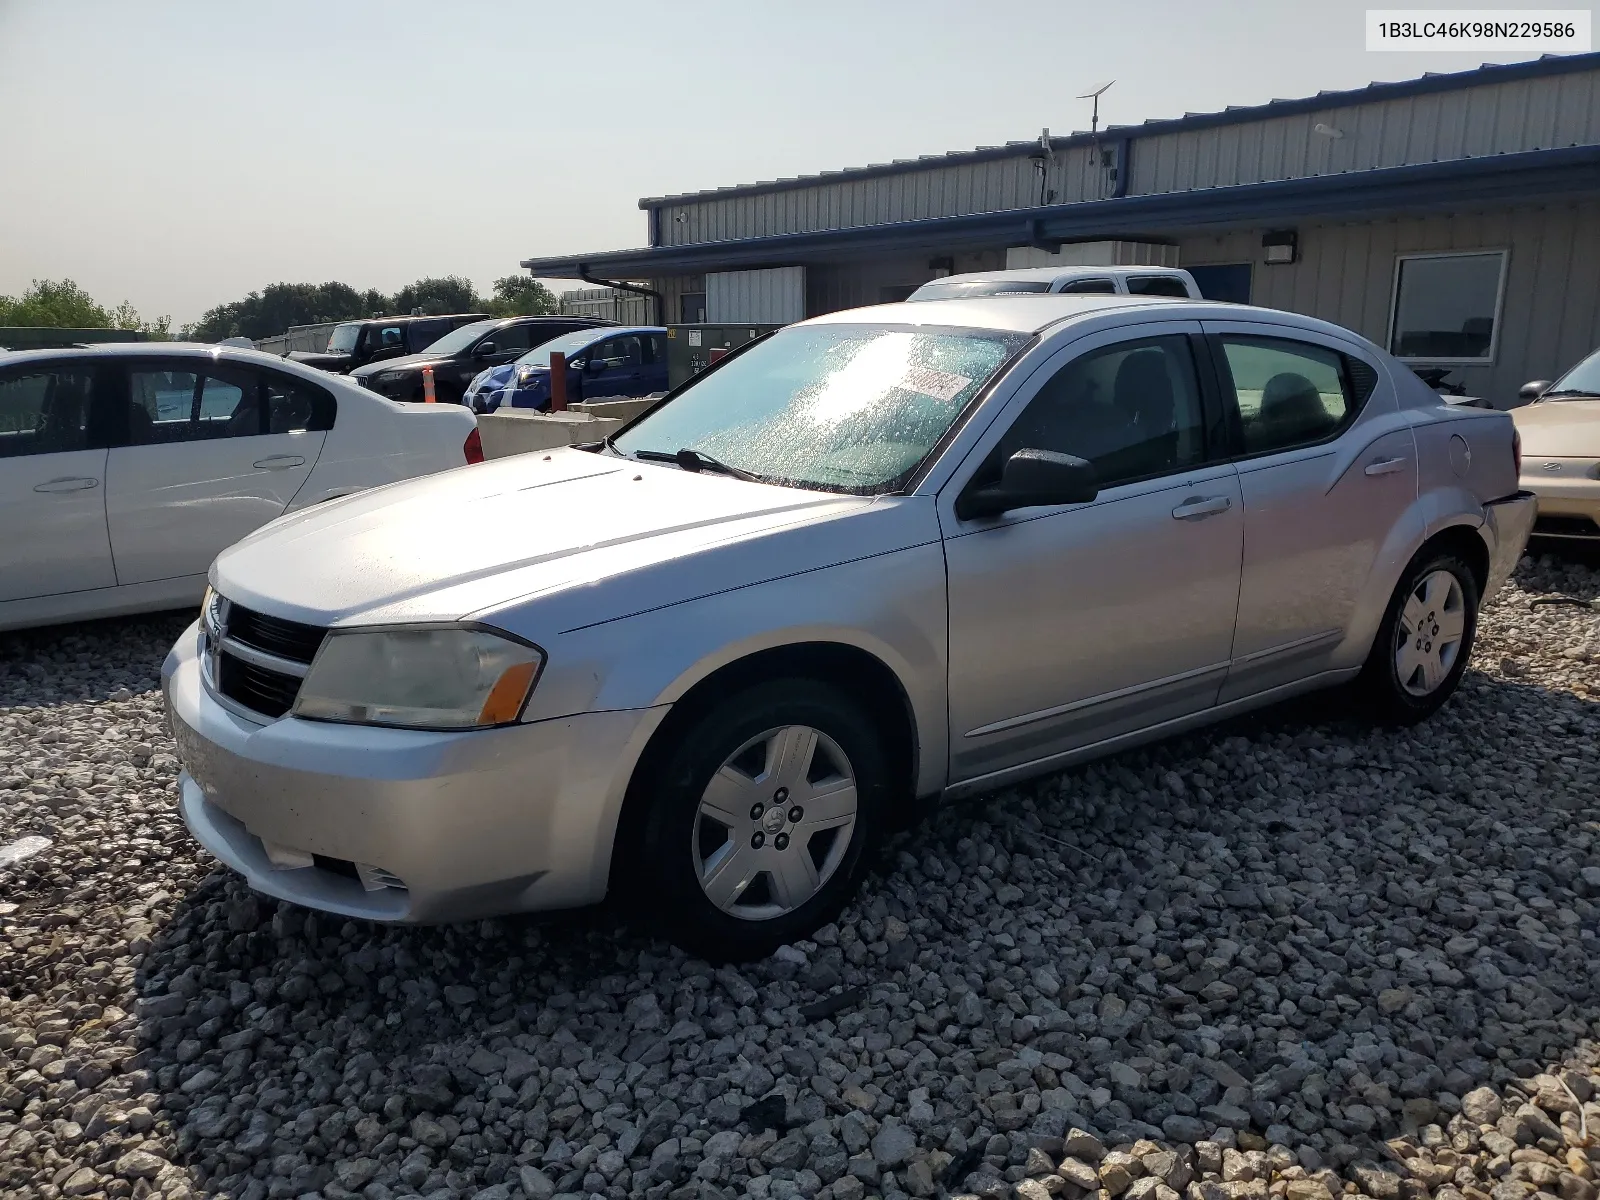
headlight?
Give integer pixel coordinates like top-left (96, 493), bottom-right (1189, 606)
top-left (516, 367), bottom-right (541, 386)
top-left (293, 627), bottom-right (544, 729)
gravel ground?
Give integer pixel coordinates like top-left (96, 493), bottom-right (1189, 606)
top-left (1, 553), bottom-right (1597, 1200)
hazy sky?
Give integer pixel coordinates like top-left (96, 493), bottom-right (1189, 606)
top-left (0, 0), bottom-right (1566, 325)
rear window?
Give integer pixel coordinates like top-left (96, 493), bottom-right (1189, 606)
top-left (910, 280), bottom-right (1054, 301)
top-left (1126, 276), bottom-right (1192, 297)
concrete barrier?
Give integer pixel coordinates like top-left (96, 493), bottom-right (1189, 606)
top-left (477, 410), bottom-right (625, 460)
top-left (571, 396), bottom-right (662, 424)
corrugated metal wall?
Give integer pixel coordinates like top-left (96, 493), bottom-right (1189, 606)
top-left (559, 286), bottom-right (653, 325)
top-left (1178, 200), bottom-right (1600, 402)
top-left (1131, 71), bottom-right (1600, 194)
top-left (706, 267), bottom-right (807, 323)
top-left (651, 67), bottom-right (1600, 248)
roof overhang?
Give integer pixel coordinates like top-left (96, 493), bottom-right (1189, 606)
top-left (520, 145), bottom-right (1600, 281)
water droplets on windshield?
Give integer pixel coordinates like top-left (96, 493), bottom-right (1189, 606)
top-left (613, 324), bottom-right (1023, 492)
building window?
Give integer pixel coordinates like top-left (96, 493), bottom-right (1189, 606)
top-left (680, 292), bottom-right (706, 323)
top-left (1388, 251), bottom-right (1507, 364)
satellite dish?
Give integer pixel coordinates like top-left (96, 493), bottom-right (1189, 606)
top-left (1076, 80), bottom-right (1115, 100)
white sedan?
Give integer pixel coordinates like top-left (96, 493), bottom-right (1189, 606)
top-left (1, 343), bottom-right (481, 631)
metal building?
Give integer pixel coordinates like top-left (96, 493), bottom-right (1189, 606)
top-left (521, 53), bottom-right (1600, 404)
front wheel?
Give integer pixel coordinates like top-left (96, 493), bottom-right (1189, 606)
top-left (632, 679), bottom-right (890, 962)
top-left (1355, 549), bottom-right (1479, 725)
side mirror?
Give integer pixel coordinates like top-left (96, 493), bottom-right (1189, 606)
top-left (586, 358), bottom-right (607, 373)
top-left (475, 342), bottom-right (498, 357)
top-left (955, 449), bottom-right (1099, 520)
top-left (1518, 380), bottom-right (1551, 404)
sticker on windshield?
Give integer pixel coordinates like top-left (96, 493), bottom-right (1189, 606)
top-left (900, 366), bottom-right (972, 403)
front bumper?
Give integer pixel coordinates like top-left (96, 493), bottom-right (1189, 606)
top-left (161, 622), bottom-right (667, 922)
top-left (1482, 491), bottom-right (1538, 602)
top-left (1520, 464), bottom-right (1600, 539)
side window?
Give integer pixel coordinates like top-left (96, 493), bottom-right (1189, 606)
top-left (263, 373), bottom-right (336, 433)
top-left (596, 336), bottom-right (642, 368)
top-left (491, 324), bottom-right (536, 354)
top-left (0, 366), bottom-right (95, 459)
top-left (128, 369), bottom-right (200, 444)
top-left (1058, 278), bottom-right (1117, 294)
top-left (1127, 276), bottom-right (1191, 297)
top-left (998, 335), bottom-right (1208, 489)
top-left (1217, 336), bottom-right (1355, 455)
top-left (643, 335), bottom-right (668, 365)
top-left (407, 320), bottom-right (446, 350)
top-left (129, 366), bottom-right (263, 443)
top-left (361, 325), bottom-right (405, 355)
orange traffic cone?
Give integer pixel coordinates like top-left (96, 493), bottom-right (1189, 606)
top-left (422, 366), bottom-right (437, 403)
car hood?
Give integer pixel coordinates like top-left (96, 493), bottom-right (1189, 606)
top-left (350, 352), bottom-right (450, 378)
top-left (1512, 399), bottom-right (1600, 457)
top-left (287, 350), bottom-right (350, 371)
top-left (212, 449), bottom-right (917, 630)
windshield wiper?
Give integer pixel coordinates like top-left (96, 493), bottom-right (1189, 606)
top-left (1540, 388), bottom-right (1600, 399)
top-left (632, 447), bottom-right (762, 482)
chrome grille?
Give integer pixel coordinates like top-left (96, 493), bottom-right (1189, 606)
top-left (203, 593), bottom-right (325, 720)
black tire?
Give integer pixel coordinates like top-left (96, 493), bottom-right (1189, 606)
top-left (631, 679), bottom-right (890, 962)
top-left (1355, 548), bottom-right (1480, 725)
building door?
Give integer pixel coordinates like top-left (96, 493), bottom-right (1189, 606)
top-left (1189, 264), bottom-right (1253, 304)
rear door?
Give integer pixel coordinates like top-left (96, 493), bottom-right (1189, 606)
top-left (1202, 322), bottom-right (1417, 700)
top-left (641, 333), bottom-right (669, 392)
top-left (105, 361), bottom-right (329, 585)
top-left (0, 360), bottom-right (117, 601)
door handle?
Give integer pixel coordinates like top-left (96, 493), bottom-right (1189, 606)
top-left (253, 455), bottom-right (306, 470)
top-left (32, 476), bottom-right (99, 493)
top-left (1364, 456), bottom-right (1408, 477)
top-left (1171, 495), bottom-right (1232, 520)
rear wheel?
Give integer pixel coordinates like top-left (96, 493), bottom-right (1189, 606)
top-left (631, 679), bottom-right (889, 962)
top-left (1355, 549), bottom-right (1479, 725)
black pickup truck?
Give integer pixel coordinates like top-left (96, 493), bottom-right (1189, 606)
top-left (288, 313), bottom-right (489, 374)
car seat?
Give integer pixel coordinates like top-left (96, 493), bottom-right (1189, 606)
top-left (1259, 372), bottom-right (1331, 445)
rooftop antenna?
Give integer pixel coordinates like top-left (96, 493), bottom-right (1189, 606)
top-left (1078, 80), bottom-right (1115, 196)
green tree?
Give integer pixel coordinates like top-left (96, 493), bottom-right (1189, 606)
top-left (486, 275), bottom-right (558, 317)
top-left (391, 275), bottom-right (481, 316)
top-left (0, 278), bottom-right (170, 338)
top-left (188, 281), bottom-right (386, 342)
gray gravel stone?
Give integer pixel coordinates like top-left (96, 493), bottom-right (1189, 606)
top-left (2, 561), bottom-right (1599, 1200)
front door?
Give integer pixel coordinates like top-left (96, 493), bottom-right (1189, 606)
top-left (105, 361), bottom-right (326, 586)
top-left (0, 360), bottom-right (117, 602)
top-left (942, 325), bottom-right (1244, 784)
top-left (1202, 323), bottom-right (1420, 701)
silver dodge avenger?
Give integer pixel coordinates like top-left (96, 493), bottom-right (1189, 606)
top-left (163, 295), bottom-right (1535, 960)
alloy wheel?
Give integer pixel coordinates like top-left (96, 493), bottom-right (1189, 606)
top-left (692, 724), bottom-right (858, 921)
top-left (1394, 568), bottom-right (1466, 697)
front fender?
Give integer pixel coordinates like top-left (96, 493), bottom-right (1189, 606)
top-left (522, 543), bottom-right (951, 798)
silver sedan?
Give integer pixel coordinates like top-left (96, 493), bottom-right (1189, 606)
top-left (162, 295), bottom-right (1535, 961)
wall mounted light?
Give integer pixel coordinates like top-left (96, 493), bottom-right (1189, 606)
top-left (1262, 230), bottom-right (1299, 265)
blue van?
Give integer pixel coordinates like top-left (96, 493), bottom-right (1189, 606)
top-left (466, 326), bottom-right (668, 414)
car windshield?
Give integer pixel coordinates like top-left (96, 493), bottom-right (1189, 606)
top-left (515, 329), bottom-right (602, 367)
top-left (911, 280), bottom-right (1054, 301)
top-left (612, 323), bottom-right (1027, 493)
top-left (1546, 348), bottom-right (1600, 398)
top-left (325, 323), bottom-right (361, 354)
top-left (418, 320), bottom-right (497, 356)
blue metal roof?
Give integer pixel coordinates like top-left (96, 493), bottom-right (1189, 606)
top-left (521, 144), bottom-right (1600, 279)
top-left (636, 53), bottom-right (1600, 209)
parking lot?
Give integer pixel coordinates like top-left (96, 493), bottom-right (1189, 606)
top-left (0, 553), bottom-right (1593, 1200)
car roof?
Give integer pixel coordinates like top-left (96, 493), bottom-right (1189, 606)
top-left (0, 341), bottom-right (376, 384)
top-left (344, 312), bottom-right (489, 324)
top-left (799, 295), bottom-right (1372, 343)
top-left (934, 265), bottom-right (1192, 285)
